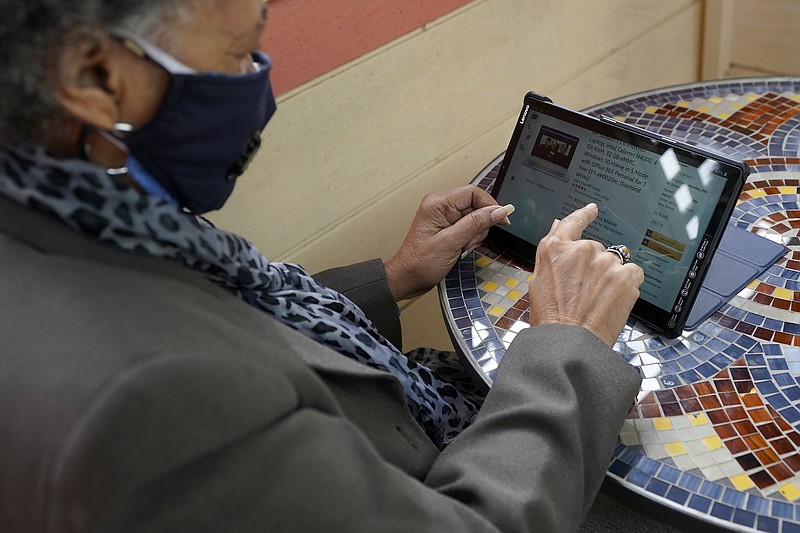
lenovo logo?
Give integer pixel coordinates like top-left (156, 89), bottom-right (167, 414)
top-left (519, 104), bottom-right (530, 125)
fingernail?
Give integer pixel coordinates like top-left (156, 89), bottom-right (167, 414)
top-left (491, 204), bottom-right (515, 222)
top-left (550, 218), bottom-right (560, 231)
top-left (460, 248), bottom-right (474, 260)
top-left (585, 202), bottom-right (598, 211)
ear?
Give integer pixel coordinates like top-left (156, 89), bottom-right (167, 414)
top-left (53, 30), bottom-right (126, 130)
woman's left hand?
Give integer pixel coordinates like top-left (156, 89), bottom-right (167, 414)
top-left (384, 185), bottom-right (512, 301)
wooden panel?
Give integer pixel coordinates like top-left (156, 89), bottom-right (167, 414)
top-left (701, 0), bottom-right (734, 80)
top-left (261, 0), bottom-right (472, 95)
top-left (730, 0), bottom-right (800, 75)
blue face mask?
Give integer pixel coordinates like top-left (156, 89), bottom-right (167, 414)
top-left (113, 35), bottom-right (277, 214)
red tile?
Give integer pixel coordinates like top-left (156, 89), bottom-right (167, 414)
top-left (725, 438), bottom-right (749, 454)
top-left (785, 454), bottom-right (800, 472)
top-left (769, 464), bottom-right (794, 482)
top-left (772, 438), bottom-right (795, 455)
top-left (751, 470), bottom-right (776, 490)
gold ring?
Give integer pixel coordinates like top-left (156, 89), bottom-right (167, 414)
top-left (605, 244), bottom-right (632, 265)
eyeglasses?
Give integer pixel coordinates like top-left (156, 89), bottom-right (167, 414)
top-left (111, 30), bottom-right (266, 76)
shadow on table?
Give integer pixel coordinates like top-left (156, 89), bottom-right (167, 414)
top-left (580, 478), bottom-right (732, 532)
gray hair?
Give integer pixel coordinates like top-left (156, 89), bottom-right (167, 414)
top-left (0, 0), bottom-right (203, 144)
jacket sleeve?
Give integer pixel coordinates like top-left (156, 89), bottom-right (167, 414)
top-left (312, 259), bottom-right (403, 350)
top-left (53, 324), bottom-right (640, 533)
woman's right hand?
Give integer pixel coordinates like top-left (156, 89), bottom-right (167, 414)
top-left (528, 203), bottom-right (645, 347)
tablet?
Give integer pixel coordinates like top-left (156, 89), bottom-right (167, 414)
top-left (487, 92), bottom-right (749, 338)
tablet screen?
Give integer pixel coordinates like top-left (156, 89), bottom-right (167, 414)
top-left (489, 94), bottom-right (747, 336)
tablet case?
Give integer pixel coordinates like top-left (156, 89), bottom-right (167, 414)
top-left (685, 224), bottom-right (787, 330)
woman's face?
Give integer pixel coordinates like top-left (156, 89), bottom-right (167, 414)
top-left (163, 0), bottom-right (268, 74)
top-left (51, 0), bottom-right (268, 164)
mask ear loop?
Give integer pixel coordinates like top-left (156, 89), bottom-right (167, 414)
top-left (80, 122), bottom-right (135, 176)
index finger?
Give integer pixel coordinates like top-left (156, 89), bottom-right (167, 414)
top-left (549, 203), bottom-right (599, 241)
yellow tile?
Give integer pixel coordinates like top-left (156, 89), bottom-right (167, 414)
top-left (488, 306), bottom-right (506, 317)
top-left (732, 103), bottom-right (743, 109)
top-left (677, 100), bottom-right (690, 108)
top-left (665, 442), bottom-right (687, 456)
top-left (653, 417), bottom-right (673, 430)
top-left (774, 287), bottom-right (794, 301)
top-left (730, 473), bottom-right (755, 491)
top-left (747, 279), bottom-right (760, 290)
top-left (526, 274), bottom-right (533, 282)
top-left (614, 115), bottom-right (626, 121)
top-left (709, 96), bottom-right (723, 103)
top-left (747, 190), bottom-right (766, 198)
top-left (716, 113), bottom-right (731, 120)
top-left (702, 436), bottom-right (723, 451)
top-left (475, 256), bottom-right (492, 268)
top-left (792, 94), bottom-right (800, 102)
top-left (697, 106), bottom-right (709, 113)
top-left (746, 93), bottom-right (759, 101)
top-left (779, 186), bottom-right (797, 194)
top-left (780, 482), bottom-right (800, 502)
top-left (645, 106), bottom-right (659, 114)
top-left (482, 281), bottom-right (499, 292)
top-left (507, 290), bottom-right (524, 300)
top-left (504, 278), bottom-right (521, 289)
top-left (689, 413), bottom-right (710, 426)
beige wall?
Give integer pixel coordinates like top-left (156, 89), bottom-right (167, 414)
top-left (211, 0), bottom-right (703, 351)
top-left (727, 0), bottom-right (800, 77)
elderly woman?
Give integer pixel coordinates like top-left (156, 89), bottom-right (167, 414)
top-left (0, 0), bottom-right (645, 531)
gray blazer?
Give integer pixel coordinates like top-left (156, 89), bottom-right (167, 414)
top-left (0, 196), bottom-right (641, 532)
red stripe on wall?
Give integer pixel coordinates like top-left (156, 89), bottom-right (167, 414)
top-left (261, 0), bottom-right (473, 96)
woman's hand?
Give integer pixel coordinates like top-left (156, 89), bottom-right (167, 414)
top-left (384, 185), bottom-right (512, 301)
top-left (529, 203), bottom-right (645, 347)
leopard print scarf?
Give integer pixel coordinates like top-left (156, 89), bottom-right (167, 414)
top-left (0, 145), bottom-right (483, 448)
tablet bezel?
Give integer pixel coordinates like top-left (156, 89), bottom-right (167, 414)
top-left (486, 92), bottom-right (749, 338)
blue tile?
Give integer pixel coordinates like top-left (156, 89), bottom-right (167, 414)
top-left (696, 362), bottom-right (718, 378)
top-left (711, 353), bottom-right (732, 369)
top-left (751, 367), bottom-right (772, 381)
top-left (775, 373), bottom-right (796, 387)
top-left (647, 478), bottom-right (669, 497)
top-left (627, 468), bottom-right (650, 488)
top-left (658, 464), bottom-right (681, 484)
top-left (699, 480), bottom-right (724, 500)
top-left (679, 369), bottom-right (700, 382)
top-left (711, 502), bottom-right (734, 521)
top-left (665, 486), bottom-right (690, 506)
top-left (738, 336), bottom-right (758, 350)
top-left (771, 500), bottom-right (794, 520)
top-left (732, 508), bottom-right (756, 528)
top-left (660, 375), bottom-right (679, 388)
top-left (608, 460), bottom-right (632, 478)
top-left (688, 494), bottom-right (712, 513)
top-left (765, 344), bottom-right (783, 356)
top-left (746, 495), bottom-right (770, 515)
top-left (769, 358), bottom-right (790, 371)
top-left (617, 446), bottom-right (643, 467)
top-left (785, 386), bottom-right (800, 401)
top-left (676, 473), bottom-right (702, 492)
top-left (638, 457), bottom-right (660, 476)
top-left (780, 406), bottom-right (800, 424)
top-left (782, 521), bottom-right (800, 533)
top-left (755, 515), bottom-right (778, 533)
top-left (722, 487), bottom-right (747, 508)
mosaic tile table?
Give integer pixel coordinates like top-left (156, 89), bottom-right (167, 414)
top-left (439, 79), bottom-right (800, 532)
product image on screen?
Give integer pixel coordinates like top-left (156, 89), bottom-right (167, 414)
top-left (525, 126), bottom-right (579, 181)
top-left (489, 97), bottom-right (746, 336)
